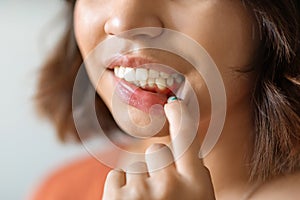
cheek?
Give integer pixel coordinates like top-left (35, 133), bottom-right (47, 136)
top-left (179, 3), bottom-right (259, 107)
top-left (168, 1), bottom-right (259, 71)
top-left (74, 0), bottom-right (108, 58)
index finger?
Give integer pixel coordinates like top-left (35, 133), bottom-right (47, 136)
top-left (164, 97), bottom-right (204, 176)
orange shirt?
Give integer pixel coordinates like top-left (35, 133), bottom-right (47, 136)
top-left (32, 156), bottom-right (111, 200)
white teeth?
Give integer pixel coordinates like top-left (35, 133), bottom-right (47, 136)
top-left (167, 77), bottom-right (174, 86)
top-left (172, 74), bottom-right (179, 79)
top-left (155, 78), bottom-right (166, 90)
top-left (136, 68), bottom-right (148, 81)
top-left (124, 67), bottom-right (135, 82)
top-left (149, 69), bottom-right (159, 79)
top-left (134, 81), bottom-right (140, 87)
top-left (160, 72), bottom-right (169, 79)
top-left (147, 78), bottom-right (155, 87)
top-left (175, 76), bottom-right (184, 84)
top-left (114, 66), bottom-right (184, 90)
top-left (114, 67), bottom-right (119, 76)
top-left (157, 84), bottom-right (166, 90)
top-left (139, 80), bottom-right (147, 88)
top-left (172, 74), bottom-right (184, 84)
top-left (118, 66), bottom-right (126, 78)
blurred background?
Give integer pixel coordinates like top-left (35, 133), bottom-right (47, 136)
top-left (0, 1), bottom-right (88, 199)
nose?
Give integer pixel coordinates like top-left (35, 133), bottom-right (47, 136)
top-left (104, 1), bottom-right (164, 38)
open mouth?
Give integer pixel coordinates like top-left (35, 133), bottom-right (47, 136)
top-left (108, 58), bottom-right (185, 114)
top-left (114, 66), bottom-right (184, 95)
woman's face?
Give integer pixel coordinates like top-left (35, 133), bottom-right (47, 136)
top-left (74, 0), bottom-right (259, 138)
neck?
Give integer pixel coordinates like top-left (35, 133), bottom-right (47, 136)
top-left (203, 100), bottom-right (258, 199)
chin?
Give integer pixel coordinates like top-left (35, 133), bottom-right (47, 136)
top-left (110, 97), bottom-right (169, 138)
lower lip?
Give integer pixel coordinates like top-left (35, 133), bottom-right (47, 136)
top-left (112, 73), bottom-right (174, 114)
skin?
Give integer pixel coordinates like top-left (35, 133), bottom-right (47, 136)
top-left (73, 0), bottom-right (300, 199)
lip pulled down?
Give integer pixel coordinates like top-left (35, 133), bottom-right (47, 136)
top-left (107, 56), bottom-right (185, 113)
top-left (114, 75), bottom-right (183, 114)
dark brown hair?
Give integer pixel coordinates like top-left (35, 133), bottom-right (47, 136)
top-left (243, 0), bottom-right (300, 181)
top-left (35, 0), bottom-right (300, 181)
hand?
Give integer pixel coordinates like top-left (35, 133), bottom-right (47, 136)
top-left (102, 100), bottom-right (216, 200)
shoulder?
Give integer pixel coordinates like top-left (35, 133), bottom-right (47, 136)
top-left (31, 156), bottom-right (111, 200)
top-left (250, 170), bottom-right (300, 200)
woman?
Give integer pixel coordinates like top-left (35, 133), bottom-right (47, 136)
top-left (34, 0), bottom-right (300, 199)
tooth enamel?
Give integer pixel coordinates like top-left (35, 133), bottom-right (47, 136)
top-left (140, 80), bottom-right (147, 88)
top-left (114, 67), bottom-right (119, 76)
top-left (124, 67), bottom-right (136, 82)
top-left (172, 74), bottom-right (179, 79)
top-left (134, 81), bottom-right (140, 87)
top-left (118, 66), bottom-right (126, 78)
top-left (149, 69), bottom-right (159, 79)
top-left (157, 84), bottom-right (166, 90)
top-left (136, 68), bottom-right (148, 81)
top-left (175, 75), bottom-right (184, 83)
top-left (147, 78), bottom-right (155, 87)
top-left (114, 66), bottom-right (182, 90)
top-left (167, 77), bottom-right (174, 86)
top-left (155, 78), bottom-right (166, 90)
top-left (160, 72), bottom-right (169, 79)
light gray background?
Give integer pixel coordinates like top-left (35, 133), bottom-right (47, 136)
top-left (0, 1), bottom-right (89, 199)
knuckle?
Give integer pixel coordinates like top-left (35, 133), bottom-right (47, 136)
top-left (154, 179), bottom-right (179, 200)
top-left (102, 189), bottom-right (122, 200)
top-left (115, 192), bottom-right (125, 200)
top-left (128, 187), bottom-right (144, 200)
top-left (124, 183), bottom-right (149, 200)
top-left (156, 189), bottom-right (174, 200)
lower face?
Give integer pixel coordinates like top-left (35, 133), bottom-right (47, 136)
top-left (74, 0), bottom-right (260, 139)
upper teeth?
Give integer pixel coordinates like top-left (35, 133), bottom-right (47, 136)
top-left (114, 66), bottom-right (184, 90)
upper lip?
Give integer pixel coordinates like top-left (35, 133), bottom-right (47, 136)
top-left (107, 55), bottom-right (157, 70)
top-left (106, 55), bottom-right (180, 75)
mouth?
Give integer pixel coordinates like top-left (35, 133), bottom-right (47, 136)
top-left (107, 56), bottom-right (185, 113)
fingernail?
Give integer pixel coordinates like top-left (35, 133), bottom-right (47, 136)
top-left (167, 96), bottom-right (178, 103)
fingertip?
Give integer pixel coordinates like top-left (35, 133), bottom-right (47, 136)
top-left (164, 100), bottom-right (178, 111)
top-left (105, 169), bottom-right (126, 188)
top-left (165, 96), bottom-right (182, 107)
top-left (145, 143), bottom-right (165, 155)
top-left (145, 143), bottom-right (174, 174)
top-left (164, 97), bottom-right (182, 118)
top-left (167, 96), bottom-right (179, 104)
top-left (107, 168), bottom-right (124, 178)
